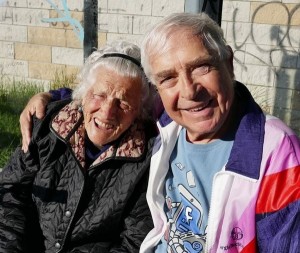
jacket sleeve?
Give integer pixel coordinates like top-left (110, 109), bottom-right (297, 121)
top-left (256, 132), bottom-right (300, 252)
top-left (109, 171), bottom-right (153, 253)
top-left (0, 147), bottom-right (43, 253)
top-left (49, 87), bottom-right (73, 101)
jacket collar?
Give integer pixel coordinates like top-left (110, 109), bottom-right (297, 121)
top-left (51, 101), bottom-right (147, 168)
top-left (225, 82), bottom-right (265, 180)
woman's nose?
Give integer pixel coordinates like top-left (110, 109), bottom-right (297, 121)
top-left (101, 100), bottom-right (117, 118)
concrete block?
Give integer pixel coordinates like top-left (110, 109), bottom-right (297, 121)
top-left (28, 26), bottom-right (66, 46)
top-left (292, 90), bottom-right (300, 111)
top-left (0, 41), bottom-right (14, 58)
top-left (67, 1), bottom-right (84, 11)
top-left (270, 48), bottom-right (298, 68)
top-left (251, 2), bottom-right (289, 25)
top-left (0, 24), bottom-right (27, 42)
top-left (52, 47), bottom-right (83, 66)
top-left (15, 43), bottom-right (52, 62)
top-left (231, 44), bottom-right (247, 82)
top-left (29, 61), bottom-right (65, 80)
top-left (97, 32), bottom-right (107, 48)
top-left (27, 0), bottom-right (82, 10)
top-left (108, 0), bottom-right (151, 15)
top-left (107, 33), bottom-right (143, 46)
top-left (225, 22), bottom-right (251, 44)
top-left (273, 87), bottom-right (293, 109)
top-left (251, 23), bottom-right (282, 46)
top-left (99, 13), bottom-right (133, 34)
top-left (152, 0), bottom-right (185, 17)
top-left (42, 0), bottom-right (67, 11)
top-left (232, 61), bottom-right (244, 83)
top-left (0, 58), bottom-right (28, 76)
top-left (49, 10), bottom-right (83, 30)
top-left (13, 8), bottom-right (49, 27)
top-left (28, 0), bottom-right (49, 9)
top-left (283, 0), bottom-right (300, 4)
top-left (231, 44), bottom-right (246, 65)
top-left (66, 30), bottom-right (83, 49)
top-left (281, 26), bottom-right (300, 48)
top-left (98, 13), bottom-right (112, 32)
top-left (241, 64), bottom-right (275, 87)
top-left (275, 68), bottom-right (300, 90)
top-left (99, 0), bottom-right (108, 13)
top-left (0, 7), bottom-right (13, 24)
top-left (222, 1), bottom-right (251, 22)
top-left (221, 20), bottom-right (228, 39)
top-left (290, 6), bottom-right (300, 26)
top-left (5, 0), bottom-right (27, 7)
top-left (132, 15), bottom-right (163, 35)
top-left (244, 44), bottom-right (273, 66)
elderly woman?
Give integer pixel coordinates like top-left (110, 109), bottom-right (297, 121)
top-left (0, 41), bottom-right (157, 253)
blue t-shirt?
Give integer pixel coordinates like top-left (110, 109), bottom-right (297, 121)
top-left (155, 128), bottom-right (234, 253)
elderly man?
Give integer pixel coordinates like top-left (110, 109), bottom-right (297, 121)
top-left (139, 12), bottom-right (300, 253)
top-left (19, 13), bottom-right (300, 253)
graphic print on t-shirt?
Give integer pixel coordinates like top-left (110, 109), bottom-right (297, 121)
top-left (164, 183), bottom-right (207, 253)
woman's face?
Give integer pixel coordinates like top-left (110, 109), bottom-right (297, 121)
top-left (82, 66), bottom-right (142, 148)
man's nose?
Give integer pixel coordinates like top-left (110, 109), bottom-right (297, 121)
top-left (179, 74), bottom-right (198, 100)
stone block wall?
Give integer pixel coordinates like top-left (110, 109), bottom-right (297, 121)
top-left (0, 0), bottom-right (84, 87)
top-left (222, 0), bottom-right (300, 134)
top-left (0, 0), bottom-right (299, 133)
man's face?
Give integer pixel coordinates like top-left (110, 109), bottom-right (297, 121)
top-left (82, 67), bottom-right (141, 148)
top-left (150, 30), bottom-right (234, 143)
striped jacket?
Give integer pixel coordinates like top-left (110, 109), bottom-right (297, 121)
top-left (140, 82), bottom-right (300, 253)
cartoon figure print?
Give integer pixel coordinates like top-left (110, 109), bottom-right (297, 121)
top-left (165, 184), bottom-right (207, 253)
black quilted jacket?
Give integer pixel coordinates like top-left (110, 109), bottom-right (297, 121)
top-left (0, 99), bottom-right (156, 253)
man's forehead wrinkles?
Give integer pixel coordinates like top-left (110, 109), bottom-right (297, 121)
top-left (155, 69), bottom-right (175, 78)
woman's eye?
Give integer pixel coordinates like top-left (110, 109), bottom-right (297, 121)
top-left (93, 94), bottom-right (105, 100)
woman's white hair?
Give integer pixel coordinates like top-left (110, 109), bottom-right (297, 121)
top-left (141, 12), bottom-right (231, 83)
top-left (72, 40), bottom-right (155, 121)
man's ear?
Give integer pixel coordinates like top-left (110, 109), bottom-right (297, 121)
top-left (226, 45), bottom-right (234, 78)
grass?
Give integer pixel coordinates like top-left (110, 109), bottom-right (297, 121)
top-left (0, 73), bottom-right (76, 168)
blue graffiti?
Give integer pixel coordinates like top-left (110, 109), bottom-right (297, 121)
top-left (42, 0), bottom-right (84, 42)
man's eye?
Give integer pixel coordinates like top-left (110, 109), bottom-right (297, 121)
top-left (161, 76), bottom-right (173, 83)
top-left (119, 101), bottom-right (131, 111)
top-left (193, 65), bottom-right (210, 76)
top-left (158, 76), bottom-right (176, 88)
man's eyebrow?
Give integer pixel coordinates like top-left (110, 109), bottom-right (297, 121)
top-left (154, 69), bottom-right (176, 80)
top-left (185, 56), bottom-right (214, 69)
